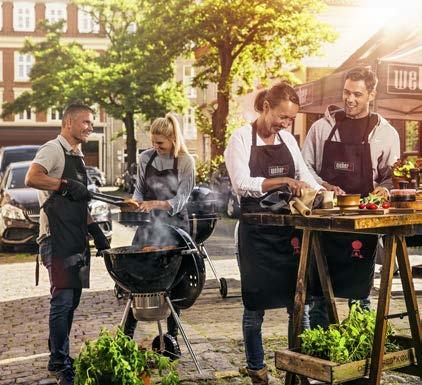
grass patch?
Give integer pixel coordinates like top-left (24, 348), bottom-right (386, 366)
top-left (0, 252), bottom-right (36, 264)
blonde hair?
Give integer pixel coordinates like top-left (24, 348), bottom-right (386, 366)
top-left (150, 113), bottom-right (189, 158)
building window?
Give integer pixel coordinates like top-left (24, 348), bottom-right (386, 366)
top-left (15, 53), bottom-right (33, 81)
top-left (183, 107), bottom-right (197, 140)
top-left (45, 3), bottom-right (67, 31)
top-left (183, 65), bottom-right (197, 99)
top-left (78, 7), bottom-right (99, 33)
top-left (13, 2), bottom-right (35, 32)
top-left (405, 120), bottom-right (420, 155)
top-left (17, 108), bottom-right (32, 121)
top-left (49, 108), bottom-right (63, 121)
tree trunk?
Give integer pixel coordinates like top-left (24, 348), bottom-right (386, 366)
top-left (123, 112), bottom-right (137, 169)
top-left (211, 47), bottom-right (233, 158)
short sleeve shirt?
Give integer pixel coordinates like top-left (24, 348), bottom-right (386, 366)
top-left (31, 135), bottom-right (84, 242)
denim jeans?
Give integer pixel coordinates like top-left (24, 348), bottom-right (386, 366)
top-left (242, 305), bottom-right (310, 370)
top-left (40, 237), bottom-right (82, 371)
top-left (310, 296), bottom-right (371, 329)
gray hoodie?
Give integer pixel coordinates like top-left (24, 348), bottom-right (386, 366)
top-left (301, 105), bottom-right (401, 190)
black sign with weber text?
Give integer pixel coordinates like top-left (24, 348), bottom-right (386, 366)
top-left (387, 63), bottom-right (422, 95)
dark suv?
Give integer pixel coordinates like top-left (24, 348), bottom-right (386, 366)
top-left (0, 145), bottom-right (41, 183)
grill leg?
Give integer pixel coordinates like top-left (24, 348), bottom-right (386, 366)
top-left (165, 296), bottom-right (203, 375)
top-left (199, 243), bottom-right (220, 281)
top-left (157, 320), bottom-right (165, 352)
top-left (120, 296), bottom-right (132, 329)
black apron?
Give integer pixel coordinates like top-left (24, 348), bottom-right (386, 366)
top-left (239, 122), bottom-right (302, 311)
top-left (132, 151), bottom-right (189, 245)
top-left (312, 114), bottom-right (377, 299)
top-left (43, 145), bottom-right (90, 289)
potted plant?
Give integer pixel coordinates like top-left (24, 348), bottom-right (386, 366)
top-left (392, 159), bottom-right (416, 188)
top-left (74, 328), bottom-right (181, 385)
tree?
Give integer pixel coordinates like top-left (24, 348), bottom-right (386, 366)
top-left (173, 0), bottom-right (337, 157)
top-left (2, 0), bottom-right (188, 167)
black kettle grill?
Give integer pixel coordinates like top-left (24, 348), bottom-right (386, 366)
top-left (102, 223), bottom-right (205, 374)
top-left (187, 186), bottom-right (228, 298)
top-left (94, 188), bottom-right (227, 298)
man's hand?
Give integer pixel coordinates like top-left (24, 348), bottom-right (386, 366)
top-left (321, 182), bottom-right (345, 196)
top-left (281, 178), bottom-right (310, 197)
top-left (371, 186), bottom-right (390, 201)
top-left (61, 179), bottom-right (91, 201)
top-left (88, 222), bottom-right (110, 255)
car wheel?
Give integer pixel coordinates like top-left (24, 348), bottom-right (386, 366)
top-left (226, 194), bottom-right (239, 218)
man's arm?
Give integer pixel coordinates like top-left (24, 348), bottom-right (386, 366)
top-left (302, 124), bottom-right (345, 195)
top-left (25, 163), bottom-right (61, 191)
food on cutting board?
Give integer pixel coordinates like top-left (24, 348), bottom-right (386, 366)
top-left (359, 193), bottom-right (390, 210)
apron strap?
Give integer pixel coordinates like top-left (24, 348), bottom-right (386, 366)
top-left (146, 151), bottom-right (158, 170)
top-left (146, 151), bottom-right (178, 173)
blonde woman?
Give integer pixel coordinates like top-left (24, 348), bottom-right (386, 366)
top-left (123, 113), bottom-right (195, 345)
top-left (132, 112), bottom-right (195, 232)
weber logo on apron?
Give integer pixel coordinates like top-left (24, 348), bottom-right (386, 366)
top-left (334, 161), bottom-right (355, 172)
top-left (268, 164), bottom-right (289, 176)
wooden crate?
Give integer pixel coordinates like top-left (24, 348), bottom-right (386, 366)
top-left (275, 337), bottom-right (417, 384)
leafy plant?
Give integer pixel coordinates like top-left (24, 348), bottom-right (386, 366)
top-left (195, 155), bottom-right (224, 185)
top-left (393, 159), bottom-right (415, 179)
top-left (300, 304), bottom-right (401, 364)
top-left (74, 328), bottom-right (181, 385)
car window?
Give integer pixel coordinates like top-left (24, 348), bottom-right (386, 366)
top-left (6, 167), bottom-right (28, 189)
top-left (2, 148), bottom-right (39, 172)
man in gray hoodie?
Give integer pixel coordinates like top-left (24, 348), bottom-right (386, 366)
top-left (301, 66), bottom-right (400, 328)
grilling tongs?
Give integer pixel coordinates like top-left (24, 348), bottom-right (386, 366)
top-left (91, 192), bottom-right (138, 209)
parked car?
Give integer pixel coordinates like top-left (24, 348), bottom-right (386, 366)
top-left (0, 161), bottom-right (112, 252)
top-left (209, 162), bottom-right (240, 218)
top-left (0, 145), bottom-right (41, 184)
top-left (86, 166), bottom-right (107, 187)
top-left (122, 162), bottom-right (137, 194)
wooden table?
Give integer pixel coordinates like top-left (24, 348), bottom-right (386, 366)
top-left (242, 211), bottom-right (422, 385)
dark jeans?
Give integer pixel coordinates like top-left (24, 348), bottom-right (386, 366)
top-left (310, 296), bottom-right (370, 329)
top-left (123, 307), bottom-right (181, 339)
top-left (40, 237), bottom-right (82, 372)
top-left (243, 305), bottom-right (310, 370)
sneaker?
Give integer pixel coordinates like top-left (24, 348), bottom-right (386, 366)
top-left (48, 358), bottom-right (74, 373)
top-left (55, 368), bottom-right (74, 385)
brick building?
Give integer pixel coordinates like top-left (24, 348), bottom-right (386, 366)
top-left (0, 0), bottom-right (109, 167)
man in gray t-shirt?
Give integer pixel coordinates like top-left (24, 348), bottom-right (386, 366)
top-left (26, 103), bottom-right (109, 385)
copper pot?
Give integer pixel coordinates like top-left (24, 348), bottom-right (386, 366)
top-left (337, 194), bottom-right (361, 209)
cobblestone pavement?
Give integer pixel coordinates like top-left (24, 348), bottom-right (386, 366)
top-left (0, 217), bottom-right (421, 385)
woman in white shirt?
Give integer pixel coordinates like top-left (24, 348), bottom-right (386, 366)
top-left (224, 82), bottom-right (322, 385)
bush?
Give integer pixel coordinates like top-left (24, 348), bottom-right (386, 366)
top-left (74, 328), bottom-right (180, 385)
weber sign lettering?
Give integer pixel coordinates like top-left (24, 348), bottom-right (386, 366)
top-left (268, 165), bottom-right (289, 176)
top-left (334, 161), bottom-right (354, 172)
top-left (387, 63), bottom-right (422, 95)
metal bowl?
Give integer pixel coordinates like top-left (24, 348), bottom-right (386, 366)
top-left (337, 194), bottom-right (361, 210)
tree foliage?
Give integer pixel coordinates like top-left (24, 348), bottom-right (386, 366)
top-left (173, 0), bottom-right (337, 156)
top-left (2, 0), bottom-right (188, 167)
